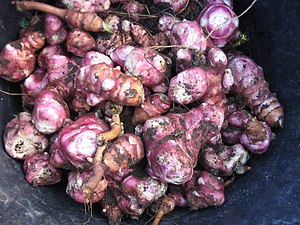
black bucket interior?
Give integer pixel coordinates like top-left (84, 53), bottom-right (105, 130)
top-left (0, 1), bottom-right (299, 224)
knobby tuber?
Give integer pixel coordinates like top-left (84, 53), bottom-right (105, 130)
top-left (0, 1), bottom-right (285, 225)
top-left (16, 1), bottom-right (111, 33)
top-left (4, 112), bottom-right (48, 160)
top-left (227, 52), bottom-right (284, 128)
top-left (0, 31), bottom-right (45, 82)
top-left (74, 62), bottom-right (144, 107)
top-left (23, 152), bottom-right (62, 186)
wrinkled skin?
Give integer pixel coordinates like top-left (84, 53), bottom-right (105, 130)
top-left (3, 112), bottom-right (48, 160)
top-left (0, 31), bottom-right (45, 82)
top-left (66, 169), bottom-right (105, 204)
top-left (227, 52), bottom-right (284, 128)
top-left (32, 89), bottom-right (70, 134)
top-left (23, 152), bottom-right (62, 186)
top-left (58, 115), bottom-right (109, 169)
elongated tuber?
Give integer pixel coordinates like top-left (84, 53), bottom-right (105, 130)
top-left (16, 1), bottom-right (111, 33)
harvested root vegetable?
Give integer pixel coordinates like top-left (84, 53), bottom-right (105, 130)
top-left (95, 101), bottom-right (123, 118)
top-left (153, 0), bottom-right (189, 13)
top-left (124, 47), bottom-right (167, 88)
top-left (66, 29), bottom-right (96, 57)
top-left (21, 69), bottom-right (48, 106)
top-left (221, 109), bottom-right (272, 154)
top-left (23, 152), bottom-right (62, 186)
top-left (16, 1), bottom-right (111, 33)
top-left (169, 21), bottom-right (208, 52)
top-left (32, 89), bottom-right (70, 134)
top-left (167, 67), bottom-right (208, 105)
top-left (205, 0), bottom-right (234, 9)
top-left (101, 192), bottom-right (122, 225)
top-left (82, 131), bottom-right (144, 202)
top-left (133, 93), bottom-right (171, 124)
top-left (81, 51), bottom-right (113, 67)
top-left (184, 170), bottom-right (225, 209)
top-left (123, 1), bottom-right (146, 21)
top-left (197, 2), bottom-right (239, 47)
top-left (240, 117), bottom-right (272, 154)
top-left (49, 134), bottom-right (74, 170)
top-left (200, 143), bottom-right (250, 176)
top-left (0, 31), bottom-right (45, 82)
top-left (227, 52), bottom-right (284, 128)
top-left (3, 112), bottom-right (48, 160)
top-left (37, 45), bottom-right (65, 69)
top-left (44, 14), bottom-right (67, 45)
top-left (118, 174), bottom-right (167, 218)
top-left (58, 115), bottom-right (109, 169)
top-left (157, 15), bottom-right (180, 37)
top-left (143, 104), bottom-right (224, 185)
top-left (66, 169), bottom-right (105, 204)
top-left (61, 0), bottom-right (111, 12)
top-left (109, 45), bottom-right (134, 67)
top-left (75, 63), bottom-right (144, 106)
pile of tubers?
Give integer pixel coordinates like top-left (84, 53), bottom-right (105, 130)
top-left (0, 0), bottom-right (284, 224)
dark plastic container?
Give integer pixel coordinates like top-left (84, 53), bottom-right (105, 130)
top-left (0, 1), bottom-right (299, 224)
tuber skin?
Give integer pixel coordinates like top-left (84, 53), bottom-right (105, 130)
top-left (3, 112), bottom-right (48, 160)
top-left (240, 117), bottom-right (272, 154)
top-left (143, 103), bottom-right (224, 185)
top-left (81, 51), bottom-right (114, 67)
top-left (32, 89), bottom-right (70, 134)
top-left (167, 67), bottom-right (208, 105)
top-left (23, 152), bottom-right (62, 186)
top-left (153, 0), bottom-right (189, 13)
top-left (66, 169), bottom-right (105, 204)
top-left (75, 63), bottom-right (144, 107)
top-left (45, 54), bottom-right (77, 100)
top-left (122, 1), bottom-right (146, 21)
top-left (49, 134), bottom-right (74, 170)
top-left (200, 143), bottom-right (250, 176)
top-left (184, 170), bottom-right (225, 210)
top-left (16, 1), bottom-right (111, 33)
top-left (157, 15), bottom-right (180, 37)
top-left (44, 14), bottom-right (68, 45)
top-left (61, 0), bottom-right (111, 12)
top-left (221, 109), bottom-right (273, 154)
top-left (124, 47), bottom-right (167, 88)
top-left (109, 45), bottom-right (134, 68)
top-left (169, 21), bottom-right (208, 53)
top-left (37, 45), bottom-right (65, 69)
top-left (21, 69), bottom-right (48, 106)
top-left (132, 93), bottom-right (171, 124)
top-left (58, 115), bottom-right (110, 169)
top-left (197, 3), bottom-right (239, 47)
top-left (66, 29), bottom-right (96, 57)
top-left (0, 31), bottom-right (45, 82)
top-left (227, 52), bottom-right (284, 128)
